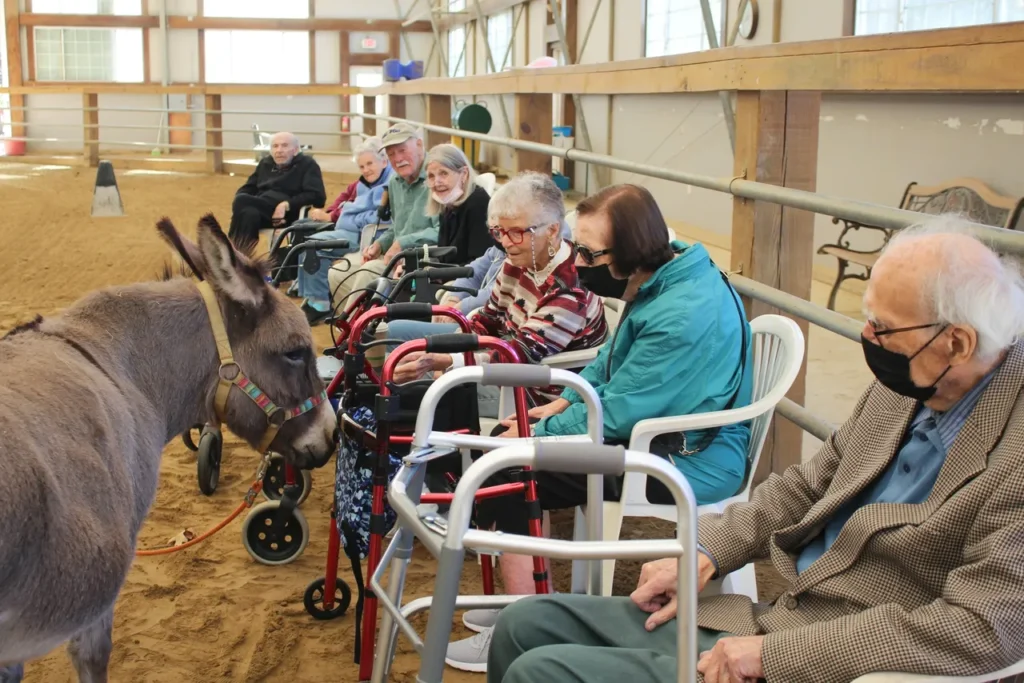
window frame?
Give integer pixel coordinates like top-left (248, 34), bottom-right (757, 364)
top-left (203, 29), bottom-right (312, 84)
top-left (852, 0), bottom-right (1024, 35)
top-left (447, 24), bottom-right (467, 78)
top-left (485, 9), bottom-right (514, 73)
top-left (202, 0), bottom-right (310, 19)
top-left (33, 25), bottom-right (145, 83)
top-left (642, 0), bottom-right (726, 59)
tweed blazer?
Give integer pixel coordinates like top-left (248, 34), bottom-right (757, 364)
top-left (696, 341), bottom-right (1024, 683)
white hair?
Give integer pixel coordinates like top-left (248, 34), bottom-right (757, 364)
top-left (882, 213), bottom-right (1024, 360)
top-left (487, 171), bottom-right (564, 229)
top-left (424, 143), bottom-right (478, 216)
top-left (352, 136), bottom-right (387, 164)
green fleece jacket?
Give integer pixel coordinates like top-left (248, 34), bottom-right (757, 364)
top-left (374, 163), bottom-right (439, 252)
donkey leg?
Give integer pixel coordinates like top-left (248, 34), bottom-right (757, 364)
top-left (0, 663), bottom-right (24, 683)
top-left (66, 608), bottom-right (113, 683)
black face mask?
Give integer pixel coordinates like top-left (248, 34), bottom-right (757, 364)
top-left (577, 264), bottom-right (629, 299)
top-left (861, 323), bottom-right (951, 401)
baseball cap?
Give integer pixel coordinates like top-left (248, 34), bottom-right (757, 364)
top-left (379, 122), bottom-right (420, 150)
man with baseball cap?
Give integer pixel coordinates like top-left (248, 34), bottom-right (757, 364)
top-left (328, 122), bottom-right (439, 309)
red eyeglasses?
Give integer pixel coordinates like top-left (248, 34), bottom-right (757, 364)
top-left (488, 225), bottom-right (538, 245)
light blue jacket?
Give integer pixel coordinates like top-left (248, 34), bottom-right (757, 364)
top-left (447, 219), bottom-right (575, 314)
top-left (534, 241), bottom-right (753, 504)
top-left (337, 165), bottom-right (393, 234)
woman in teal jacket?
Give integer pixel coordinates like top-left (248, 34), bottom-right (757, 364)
top-left (446, 185), bottom-right (753, 668)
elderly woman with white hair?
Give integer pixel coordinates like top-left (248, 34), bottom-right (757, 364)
top-left (425, 143), bottom-right (492, 265)
top-left (393, 171), bottom-right (608, 394)
top-left (298, 136), bottom-right (392, 325)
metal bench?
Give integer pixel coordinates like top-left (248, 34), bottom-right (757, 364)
top-left (818, 178), bottom-right (1024, 310)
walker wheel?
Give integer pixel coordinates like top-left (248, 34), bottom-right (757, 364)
top-left (261, 453), bottom-right (313, 506)
top-left (241, 501), bottom-right (309, 565)
top-left (196, 426), bottom-right (223, 496)
top-left (303, 577), bottom-right (352, 620)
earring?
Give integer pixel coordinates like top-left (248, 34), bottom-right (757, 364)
top-left (547, 241), bottom-right (557, 258)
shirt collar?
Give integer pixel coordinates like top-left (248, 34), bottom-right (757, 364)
top-left (915, 364), bottom-right (1001, 451)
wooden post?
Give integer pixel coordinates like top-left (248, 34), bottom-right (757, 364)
top-left (4, 0), bottom-right (25, 149)
top-left (730, 89), bottom-right (821, 483)
top-left (82, 92), bottom-right (99, 167)
top-left (340, 29), bottom-right (350, 151)
top-left (514, 93), bottom-right (552, 174)
top-left (205, 93), bottom-right (223, 174)
top-left (388, 94), bottom-right (406, 121)
top-left (363, 91), bottom-right (377, 138)
top-left (426, 95), bottom-right (450, 148)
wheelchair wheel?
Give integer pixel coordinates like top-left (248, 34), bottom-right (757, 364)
top-left (241, 501), bottom-right (309, 566)
top-left (260, 453), bottom-right (313, 506)
top-left (196, 426), bottom-right (223, 496)
top-left (303, 577), bottom-right (352, 620)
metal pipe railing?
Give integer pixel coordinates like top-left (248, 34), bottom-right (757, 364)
top-left (357, 111), bottom-right (1024, 256)
top-left (777, 398), bottom-right (836, 441)
top-left (1, 135), bottom-right (358, 157)
top-left (729, 274), bottom-right (862, 342)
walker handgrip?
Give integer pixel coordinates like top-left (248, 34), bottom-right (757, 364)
top-left (307, 238), bottom-right (350, 250)
top-left (480, 364), bottom-right (551, 388)
top-left (425, 333), bottom-right (481, 354)
top-left (426, 246), bottom-right (457, 260)
top-left (385, 302), bottom-right (434, 321)
top-left (534, 443), bottom-right (626, 475)
top-left (422, 267), bottom-right (474, 282)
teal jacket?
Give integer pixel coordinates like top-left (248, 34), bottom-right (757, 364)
top-left (375, 163), bottom-right (440, 252)
top-left (534, 241), bottom-right (753, 504)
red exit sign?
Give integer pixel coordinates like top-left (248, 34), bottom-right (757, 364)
top-left (361, 36), bottom-right (377, 50)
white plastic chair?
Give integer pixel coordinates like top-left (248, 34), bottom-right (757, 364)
top-left (586, 314), bottom-right (805, 597)
top-left (850, 660), bottom-right (1024, 683)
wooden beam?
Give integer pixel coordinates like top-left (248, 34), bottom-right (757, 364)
top-left (1, 83), bottom-right (362, 95)
top-left (165, 16), bottom-right (432, 32)
top-left (340, 30), bottom-right (351, 147)
top-left (309, 31), bottom-right (316, 83)
top-left (82, 92), bottom-right (99, 167)
top-left (25, 25), bottom-right (34, 82)
top-left (142, 0), bottom-right (151, 83)
top-left (21, 13), bottom-right (160, 28)
top-left (730, 89), bottom-right (820, 484)
top-left (205, 93), bottom-right (223, 174)
top-left (197, 28), bottom-right (205, 84)
top-left (366, 21), bottom-right (1024, 95)
top-left (351, 53), bottom-right (388, 67)
top-left (514, 93), bottom-right (552, 174)
top-left (425, 95), bottom-right (450, 148)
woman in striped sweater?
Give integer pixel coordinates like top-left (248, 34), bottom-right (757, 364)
top-left (392, 171), bottom-right (607, 402)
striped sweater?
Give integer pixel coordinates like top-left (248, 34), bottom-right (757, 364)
top-left (470, 241), bottom-right (608, 401)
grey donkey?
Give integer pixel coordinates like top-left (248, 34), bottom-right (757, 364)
top-left (0, 214), bottom-right (339, 682)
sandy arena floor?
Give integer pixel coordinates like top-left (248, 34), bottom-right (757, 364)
top-left (0, 161), bottom-right (872, 682)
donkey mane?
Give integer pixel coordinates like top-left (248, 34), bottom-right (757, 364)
top-left (2, 315), bottom-right (43, 339)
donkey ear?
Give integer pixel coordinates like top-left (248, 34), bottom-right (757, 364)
top-left (194, 213), bottom-right (267, 309)
top-left (156, 217), bottom-right (208, 279)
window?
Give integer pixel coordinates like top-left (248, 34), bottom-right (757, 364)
top-left (448, 25), bottom-right (467, 77)
top-left (448, 0), bottom-right (467, 10)
top-left (31, 0), bottom-right (141, 13)
top-left (34, 27), bottom-right (144, 82)
top-left (855, 0), bottom-right (1024, 34)
top-left (486, 9), bottom-right (513, 72)
top-left (205, 30), bottom-right (310, 84)
top-left (645, 0), bottom-right (724, 57)
top-left (204, 0), bottom-right (309, 19)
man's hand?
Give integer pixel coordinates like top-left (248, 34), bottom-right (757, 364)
top-left (307, 208), bottom-right (332, 222)
top-left (697, 636), bottom-right (765, 683)
top-left (393, 352), bottom-right (450, 383)
top-left (362, 242), bottom-right (382, 261)
top-left (630, 554), bottom-right (717, 631)
top-left (272, 201), bottom-right (289, 226)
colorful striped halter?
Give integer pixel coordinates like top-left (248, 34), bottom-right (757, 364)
top-left (197, 281), bottom-right (327, 454)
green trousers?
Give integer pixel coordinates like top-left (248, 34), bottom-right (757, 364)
top-left (487, 594), bottom-right (729, 683)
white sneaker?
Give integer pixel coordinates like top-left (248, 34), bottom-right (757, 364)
top-left (445, 628), bottom-right (492, 673)
top-left (462, 608), bottom-right (501, 633)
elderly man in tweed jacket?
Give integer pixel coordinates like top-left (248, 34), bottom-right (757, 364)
top-left (485, 217), bottom-right (1024, 683)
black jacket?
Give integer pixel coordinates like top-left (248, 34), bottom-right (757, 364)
top-left (438, 185), bottom-right (492, 265)
top-left (236, 153), bottom-right (327, 222)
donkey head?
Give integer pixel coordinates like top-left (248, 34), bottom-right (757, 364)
top-left (158, 214), bottom-right (337, 470)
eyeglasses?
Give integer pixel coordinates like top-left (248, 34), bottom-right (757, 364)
top-left (488, 225), bottom-right (537, 245)
top-left (870, 321), bottom-right (942, 337)
top-left (572, 241), bottom-right (612, 265)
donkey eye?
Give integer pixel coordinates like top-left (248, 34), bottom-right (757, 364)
top-left (283, 349), bottom-right (307, 364)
